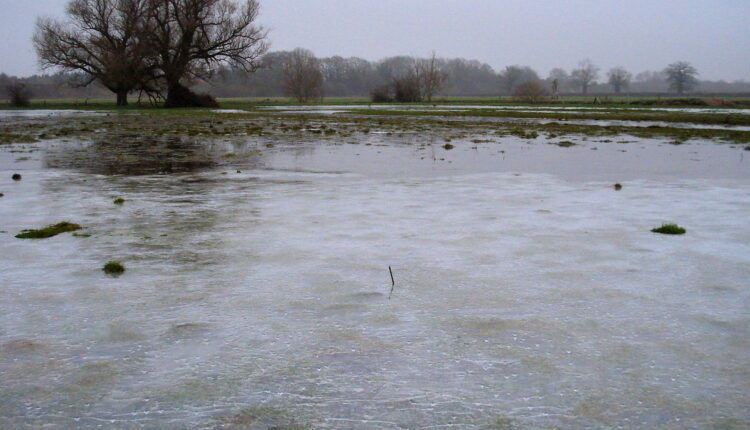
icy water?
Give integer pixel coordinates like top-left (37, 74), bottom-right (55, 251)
top-left (1, 118), bottom-right (749, 429)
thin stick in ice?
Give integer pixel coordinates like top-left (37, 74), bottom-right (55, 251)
top-left (388, 266), bottom-right (395, 300)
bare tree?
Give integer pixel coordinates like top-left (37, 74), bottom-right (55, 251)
top-left (146, 0), bottom-right (268, 106)
top-left (281, 48), bottom-right (324, 102)
top-left (664, 61), bottom-right (698, 95)
top-left (571, 59), bottom-right (599, 95)
top-left (33, 0), bottom-right (153, 106)
top-left (607, 66), bottom-right (632, 94)
top-left (415, 52), bottom-right (446, 102)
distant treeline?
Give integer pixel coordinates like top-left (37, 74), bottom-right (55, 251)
top-left (3, 52), bottom-right (750, 100)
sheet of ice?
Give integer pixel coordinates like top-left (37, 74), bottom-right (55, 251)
top-left (1, 134), bottom-right (749, 429)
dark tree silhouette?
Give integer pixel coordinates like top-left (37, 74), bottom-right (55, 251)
top-left (34, 0), bottom-right (153, 106)
top-left (664, 61), bottom-right (698, 95)
top-left (146, 0), bottom-right (268, 107)
top-left (571, 59), bottom-right (599, 95)
top-left (607, 66), bottom-right (632, 94)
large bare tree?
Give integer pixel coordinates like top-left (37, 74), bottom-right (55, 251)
top-left (280, 48), bottom-right (323, 102)
top-left (34, 0), bottom-right (153, 106)
top-left (146, 0), bottom-right (268, 106)
top-left (571, 59), bottom-right (599, 95)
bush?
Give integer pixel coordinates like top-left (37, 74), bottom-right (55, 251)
top-left (370, 85), bottom-right (393, 103)
top-left (5, 82), bottom-right (31, 107)
top-left (164, 84), bottom-right (219, 108)
top-left (392, 75), bottom-right (422, 103)
top-left (512, 81), bottom-right (549, 103)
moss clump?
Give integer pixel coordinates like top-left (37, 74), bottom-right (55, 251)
top-left (16, 222), bottom-right (83, 239)
top-left (113, 198), bottom-right (125, 205)
top-left (12, 173), bottom-right (22, 181)
top-left (103, 261), bottom-right (125, 276)
top-left (443, 143), bottom-right (455, 150)
top-left (614, 183), bottom-right (623, 191)
top-left (651, 224), bottom-right (686, 235)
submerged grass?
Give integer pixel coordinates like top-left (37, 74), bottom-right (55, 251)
top-left (15, 222), bottom-right (82, 239)
top-left (651, 224), bottom-right (687, 235)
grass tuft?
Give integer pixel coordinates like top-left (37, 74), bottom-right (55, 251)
top-left (16, 222), bottom-right (82, 239)
top-left (113, 197), bottom-right (125, 205)
top-left (651, 223), bottom-right (686, 235)
top-left (103, 261), bottom-right (126, 276)
top-left (555, 141), bottom-right (576, 147)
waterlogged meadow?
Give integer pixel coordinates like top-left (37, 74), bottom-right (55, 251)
top-left (1, 106), bottom-right (749, 429)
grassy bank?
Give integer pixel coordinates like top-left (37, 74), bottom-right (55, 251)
top-left (3, 95), bottom-right (750, 111)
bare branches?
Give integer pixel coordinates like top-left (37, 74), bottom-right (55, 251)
top-left (33, 0), bottom-right (269, 107)
top-left (280, 48), bottom-right (323, 102)
top-left (34, 0), bottom-right (153, 105)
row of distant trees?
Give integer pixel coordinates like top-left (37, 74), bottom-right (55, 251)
top-left (200, 55), bottom-right (742, 102)
top-left (5, 53), bottom-right (749, 104)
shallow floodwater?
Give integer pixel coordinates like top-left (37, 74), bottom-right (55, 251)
top-left (1, 124), bottom-right (749, 429)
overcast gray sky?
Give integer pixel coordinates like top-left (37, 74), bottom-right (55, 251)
top-left (1, 0), bottom-right (748, 80)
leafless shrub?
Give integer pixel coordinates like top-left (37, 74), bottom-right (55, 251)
top-left (370, 85), bottom-right (393, 102)
top-left (512, 81), bottom-right (549, 103)
top-left (5, 82), bottom-right (32, 107)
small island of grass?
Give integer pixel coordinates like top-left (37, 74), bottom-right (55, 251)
top-left (16, 222), bottom-right (83, 239)
top-left (651, 223), bottom-right (687, 235)
top-left (103, 261), bottom-right (126, 276)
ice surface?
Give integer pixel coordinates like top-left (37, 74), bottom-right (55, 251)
top-left (0, 129), bottom-right (749, 429)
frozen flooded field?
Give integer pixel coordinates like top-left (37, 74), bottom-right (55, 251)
top-left (1, 110), bottom-right (749, 429)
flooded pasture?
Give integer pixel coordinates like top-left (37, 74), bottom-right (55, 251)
top-left (1, 110), bottom-right (749, 429)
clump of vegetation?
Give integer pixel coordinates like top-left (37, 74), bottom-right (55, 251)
top-left (103, 261), bottom-right (126, 276)
top-left (512, 81), bottom-right (549, 103)
top-left (614, 183), bottom-right (623, 191)
top-left (5, 82), bottom-right (32, 107)
top-left (113, 197), bottom-right (125, 205)
top-left (651, 224), bottom-right (686, 235)
top-left (370, 85), bottom-right (393, 102)
top-left (744, 146), bottom-right (750, 151)
top-left (12, 173), bottom-right (22, 181)
top-left (443, 143), bottom-right (455, 150)
top-left (555, 141), bottom-right (576, 147)
top-left (16, 222), bottom-right (83, 239)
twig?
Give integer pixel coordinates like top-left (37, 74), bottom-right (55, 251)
top-left (388, 266), bottom-right (395, 300)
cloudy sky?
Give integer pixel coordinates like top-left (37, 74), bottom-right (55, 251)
top-left (1, 0), bottom-right (748, 80)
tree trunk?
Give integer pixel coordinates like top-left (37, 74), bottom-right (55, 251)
top-left (116, 90), bottom-right (128, 107)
